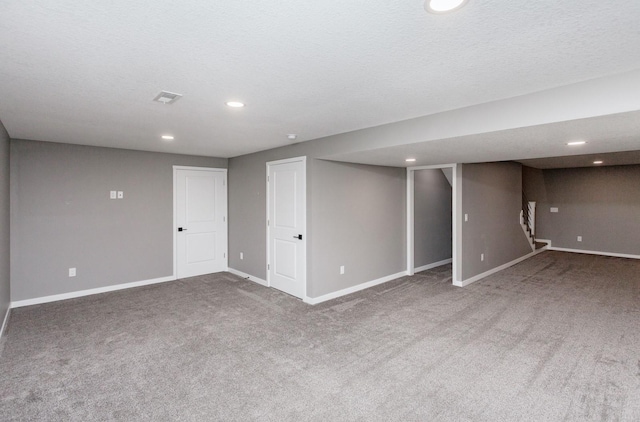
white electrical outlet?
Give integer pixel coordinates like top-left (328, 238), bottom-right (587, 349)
top-left (69, 268), bottom-right (76, 277)
top-left (340, 265), bottom-right (345, 275)
top-left (117, 191), bottom-right (124, 199)
top-left (577, 236), bottom-right (582, 242)
top-left (550, 207), bottom-right (559, 213)
top-left (110, 191), bottom-right (117, 199)
top-left (464, 214), bottom-right (469, 222)
top-left (481, 253), bottom-right (484, 262)
top-left (240, 252), bottom-right (244, 260)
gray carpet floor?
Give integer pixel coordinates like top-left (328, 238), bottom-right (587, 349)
top-left (1, 251), bottom-right (639, 421)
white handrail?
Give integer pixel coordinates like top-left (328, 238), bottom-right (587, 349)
top-left (528, 201), bottom-right (536, 237)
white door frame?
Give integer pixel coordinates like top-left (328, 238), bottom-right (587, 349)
top-left (173, 165), bottom-right (228, 279)
top-left (266, 156), bottom-right (307, 300)
top-left (407, 164), bottom-right (461, 285)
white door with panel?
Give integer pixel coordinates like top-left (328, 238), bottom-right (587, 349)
top-left (267, 158), bottom-right (306, 299)
top-left (175, 168), bottom-right (227, 278)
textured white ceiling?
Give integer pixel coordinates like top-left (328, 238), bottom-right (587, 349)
top-left (1, 0), bottom-right (640, 158)
top-left (325, 111), bottom-right (640, 168)
top-left (517, 150), bottom-right (640, 169)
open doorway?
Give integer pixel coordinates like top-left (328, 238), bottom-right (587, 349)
top-left (407, 164), bottom-right (461, 285)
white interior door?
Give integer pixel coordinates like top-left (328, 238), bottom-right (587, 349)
top-left (267, 157), bottom-right (306, 299)
top-left (175, 167), bottom-right (227, 278)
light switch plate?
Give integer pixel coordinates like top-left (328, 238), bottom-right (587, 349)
top-left (550, 207), bottom-right (559, 213)
top-left (117, 191), bottom-right (123, 199)
top-left (110, 191), bottom-right (117, 199)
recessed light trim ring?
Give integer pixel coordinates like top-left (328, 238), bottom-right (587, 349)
top-left (425, 0), bottom-right (468, 14)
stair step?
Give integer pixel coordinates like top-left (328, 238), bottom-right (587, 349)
top-left (534, 241), bottom-right (548, 250)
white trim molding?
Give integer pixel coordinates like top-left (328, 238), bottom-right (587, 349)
top-left (453, 249), bottom-right (544, 287)
top-left (304, 271), bottom-right (408, 305)
top-left (1, 307), bottom-right (10, 338)
top-left (547, 246), bottom-right (640, 260)
top-left (536, 239), bottom-right (639, 259)
top-left (227, 268), bottom-right (268, 287)
top-left (10, 275), bottom-right (176, 308)
top-left (406, 164), bottom-right (460, 285)
top-left (406, 169), bottom-right (414, 275)
top-left (414, 258), bottom-right (453, 273)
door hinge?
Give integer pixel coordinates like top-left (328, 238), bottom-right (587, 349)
top-left (267, 176), bottom-right (270, 182)
top-left (223, 179), bottom-right (226, 186)
top-left (267, 264), bottom-right (270, 270)
top-left (267, 219), bottom-right (270, 226)
top-left (223, 252), bottom-right (226, 258)
top-left (223, 216), bottom-right (226, 222)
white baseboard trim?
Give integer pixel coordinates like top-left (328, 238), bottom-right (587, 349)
top-left (304, 271), bottom-right (408, 305)
top-left (0, 307), bottom-right (10, 338)
top-left (227, 268), bottom-right (268, 287)
top-left (414, 258), bottom-right (453, 273)
top-left (547, 246), bottom-right (640, 260)
top-left (453, 249), bottom-right (544, 287)
top-left (10, 275), bottom-right (176, 309)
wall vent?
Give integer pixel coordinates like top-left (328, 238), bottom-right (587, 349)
top-left (153, 91), bottom-right (182, 104)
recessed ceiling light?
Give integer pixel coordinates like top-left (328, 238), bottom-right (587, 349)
top-left (567, 141), bottom-right (587, 146)
top-left (287, 134), bottom-right (298, 140)
top-left (425, 0), bottom-right (468, 14)
top-left (226, 101), bottom-right (245, 108)
top-left (406, 158), bottom-right (417, 162)
top-left (593, 160), bottom-right (603, 165)
top-left (161, 135), bottom-right (174, 140)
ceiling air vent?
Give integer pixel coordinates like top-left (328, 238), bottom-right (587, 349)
top-left (153, 91), bottom-right (182, 104)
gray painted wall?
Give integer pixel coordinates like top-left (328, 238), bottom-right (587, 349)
top-left (441, 168), bottom-right (453, 186)
top-left (228, 145), bottom-right (316, 281)
top-left (531, 165), bottom-right (640, 256)
top-left (0, 120), bottom-right (10, 324)
top-left (522, 165), bottom-right (546, 202)
top-left (229, 134), bottom-right (541, 296)
top-left (228, 139), bottom-right (406, 299)
top-left (11, 140), bottom-right (226, 301)
top-left (461, 162), bottom-right (532, 280)
top-left (310, 161), bottom-right (405, 297)
top-left (414, 169), bottom-right (452, 268)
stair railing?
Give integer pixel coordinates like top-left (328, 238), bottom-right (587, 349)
top-left (522, 192), bottom-right (536, 238)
